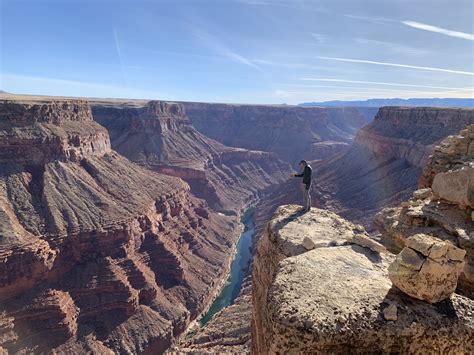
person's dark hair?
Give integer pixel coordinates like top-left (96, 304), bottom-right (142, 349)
top-left (299, 160), bottom-right (307, 165)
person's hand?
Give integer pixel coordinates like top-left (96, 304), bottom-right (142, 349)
top-left (289, 173), bottom-right (295, 178)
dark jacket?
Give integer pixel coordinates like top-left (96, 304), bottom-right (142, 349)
top-left (295, 164), bottom-right (312, 186)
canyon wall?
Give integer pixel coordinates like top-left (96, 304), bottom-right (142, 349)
top-left (0, 100), bottom-right (242, 353)
top-left (355, 106), bottom-right (474, 167)
top-left (252, 205), bottom-right (473, 354)
top-left (92, 101), bottom-right (292, 213)
top-left (174, 106), bottom-right (474, 353)
top-left (182, 102), bottom-right (373, 163)
top-left (259, 106), bottom-right (474, 230)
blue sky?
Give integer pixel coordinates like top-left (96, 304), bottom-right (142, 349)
top-left (1, 0), bottom-right (473, 104)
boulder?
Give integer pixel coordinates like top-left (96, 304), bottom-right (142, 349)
top-left (389, 234), bottom-right (466, 303)
top-left (252, 206), bottom-right (474, 354)
top-left (413, 188), bottom-right (432, 200)
top-left (432, 166), bottom-right (474, 208)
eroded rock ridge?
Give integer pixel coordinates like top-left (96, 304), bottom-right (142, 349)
top-left (0, 100), bottom-right (241, 353)
top-left (92, 101), bottom-right (291, 212)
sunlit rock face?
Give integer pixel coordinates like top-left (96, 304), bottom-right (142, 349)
top-left (388, 234), bottom-right (466, 303)
top-left (252, 205), bottom-right (474, 354)
top-left (92, 101), bottom-right (292, 213)
top-left (0, 99), bottom-right (241, 353)
top-left (255, 106), bottom-right (474, 231)
top-left (376, 124), bottom-right (474, 297)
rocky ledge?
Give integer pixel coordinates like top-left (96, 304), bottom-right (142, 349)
top-left (252, 205), bottom-right (473, 354)
top-left (376, 125), bottom-right (474, 296)
top-left (0, 100), bottom-right (111, 165)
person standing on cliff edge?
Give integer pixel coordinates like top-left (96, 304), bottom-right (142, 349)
top-left (291, 160), bottom-right (312, 212)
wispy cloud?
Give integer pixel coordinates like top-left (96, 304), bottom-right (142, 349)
top-left (250, 59), bottom-right (330, 71)
top-left (192, 28), bottom-right (261, 70)
top-left (236, 0), bottom-right (329, 12)
top-left (1, 73), bottom-right (165, 99)
top-left (310, 33), bottom-right (329, 44)
top-left (402, 21), bottom-right (474, 41)
top-left (317, 56), bottom-right (474, 76)
top-left (344, 14), bottom-right (394, 25)
top-left (280, 83), bottom-right (473, 95)
top-left (355, 38), bottom-right (430, 57)
top-left (272, 88), bottom-right (474, 101)
top-left (113, 28), bottom-right (127, 82)
top-left (298, 78), bottom-right (474, 92)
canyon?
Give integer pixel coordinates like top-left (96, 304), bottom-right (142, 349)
top-left (251, 126), bottom-right (473, 353)
top-left (182, 102), bottom-right (374, 163)
top-left (0, 93), bottom-right (473, 354)
top-left (174, 106), bottom-right (474, 354)
top-left (0, 99), bottom-right (246, 353)
top-left (256, 106), bottom-right (474, 231)
top-left (90, 100), bottom-right (291, 213)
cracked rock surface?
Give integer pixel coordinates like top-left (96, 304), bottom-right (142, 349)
top-left (252, 205), bottom-right (474, 354)
top-left (389, 234), bottom-right (465, 303)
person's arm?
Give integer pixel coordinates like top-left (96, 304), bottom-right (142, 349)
top-left (293, 172), bottom-right (303, 177)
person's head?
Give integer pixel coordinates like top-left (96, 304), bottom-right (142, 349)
top-left (299, 160), bottom-right (307, 168)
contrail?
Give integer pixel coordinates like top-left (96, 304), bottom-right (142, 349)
top-left (403, 21), bottom-right (474, 41)
top-left (318, 56), bottom-right (474, 76)
top-left (298, 78), bottom-right (474, 91)
top-left (113, 28), bottom-right (127, 83)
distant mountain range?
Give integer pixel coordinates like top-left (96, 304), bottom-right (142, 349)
top-left (299, 98), bottom-right (474, 108)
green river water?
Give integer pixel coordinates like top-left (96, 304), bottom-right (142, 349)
top-left (199, 208), bottom-right (255, 326)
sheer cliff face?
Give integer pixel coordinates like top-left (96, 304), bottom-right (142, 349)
top-left (182, 102), bottom-right (372, 163)
top-left (355, 106), bottom-right (474, 167)
top-left (255, 106), bottom-right (474, 230)
top-left (92, 101), bottom-right (292, 212)
top-left (0, 100), bottom-right (241, 353)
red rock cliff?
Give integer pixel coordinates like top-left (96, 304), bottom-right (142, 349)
top-left (355, 106), bottom-right (474, 167)
top-left (92, 101), bottom-right (292, 212)
top-left (0, 100), bottom-right (241, 353)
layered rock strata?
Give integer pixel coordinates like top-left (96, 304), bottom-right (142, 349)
top-left (0, 100), bottom-right (241, 353)
top-left (182, 102), bottom-right (372, 163)
top-left (355, 106), bottom-right (474, 166)
top-left (376, 125), bottom-right (474, 296)
top-left (259, 107), bottom-right (474, 230)
top-left (252, 205), bottom-right (474, 354)
top-left (172, 277), bottom-right (252, 354)
top-left (92, 101), bottom-right (291, 212)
